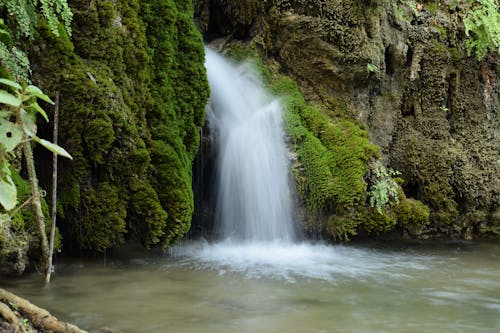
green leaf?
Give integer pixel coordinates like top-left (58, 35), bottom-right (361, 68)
top-left (34, 137), bottom-right (72, 160)
top-left (0, 90), bottom-right (21, 107)
top-left (0, 110), bottom-right (11, 118)
top-left (20, 109), bottom-right (37, 137)
top-left (0, 78), bottom-right (22, 91)
top-left (0, 175), bottom-right (17, 211)
top-left (27, 85), bottom-right (54, 104)
top-left (0, 119), bottom-right (23, 152)
top-left (28, 102), bottom-right (49, 122)
top-left (0, 213), bottom-right (11, 225)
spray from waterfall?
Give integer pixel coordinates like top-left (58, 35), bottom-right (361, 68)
top-left (204, 47), bottom-right (295, 242)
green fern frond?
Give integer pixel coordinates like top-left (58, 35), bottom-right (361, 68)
top-left (464, 0), bottom-right (500, 59)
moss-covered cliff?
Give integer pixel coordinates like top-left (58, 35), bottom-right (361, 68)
top-left (1, 0), bottom-right (208, 273)
top-left (195, 0), bottom-right (499, 240)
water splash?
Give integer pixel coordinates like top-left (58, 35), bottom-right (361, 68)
top-left (196, 49), bottom-right (433, 283)
top-left (205, 48), bottom-right (295, 242)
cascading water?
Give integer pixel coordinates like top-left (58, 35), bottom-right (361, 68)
top-left (205, 48), bottom-right (295, 242)
top-left (179, 48), bottom-right (435, 282)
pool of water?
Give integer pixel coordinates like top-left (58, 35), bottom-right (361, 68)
top-left (1, 240), bottom-right (499, 333)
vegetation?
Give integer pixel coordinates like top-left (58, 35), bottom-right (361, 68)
top-left (27, 0), bottom-right (209, 252)
top-left (464, 0), bottom-right (500, 59)
top-left (0, 1), bottom-right (73, 278)
top-left (1, 0), bottom-right (208, 274)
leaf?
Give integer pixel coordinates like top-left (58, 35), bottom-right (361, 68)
top-left (0, 90), bottom-right (21, 107)
top-left (0, 213), bottom-right (11, 225)
top-left (0, 119), bottom-right (23, 152)
top-left (27, 85), bottom-right (54, 104)
top-left (0, 78), bottom-right (22, 91)
top-left (0, 110), bottom-right (11, 118)
top-left (0, 175), bottom-right (17, 211)
top-left (20, 109), bottom-right (37, 137)
top-left (28, 102), bottom-right (49, 122)
top-left (34, 137), bottom-right (73, 160)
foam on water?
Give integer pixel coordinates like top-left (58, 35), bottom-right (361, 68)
top-left (174, 241), bottom-right (434, 282)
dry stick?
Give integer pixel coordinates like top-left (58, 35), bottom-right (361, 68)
top-left (46, 91), bottom-right (59, 284)
top-left (23, 141), bottom-right (49, 276)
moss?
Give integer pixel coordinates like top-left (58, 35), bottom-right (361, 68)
top-left (360, 208), bottom-right (398, 234)
top-left (425, 2), bottom-right (438, 15)
top-left (270, 76), bottom-right (379, 211)
top-left (395, 197), bottom-right (431, 227)
top-left (435, 25), bottom-right (448, 40)
top-left (268, 75), bottom-right (384, 239)
top-left (326, 214), bottom-right (359, 241)
top-left (142, 0), bottom-right (209, 246)
top-left (79, 183), bottom-right (127, 251)
top-left (23, 0), bottom-right (208, 253)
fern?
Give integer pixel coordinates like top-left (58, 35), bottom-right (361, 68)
top-left (0, 22), bottom-right (31, 81)
top-left (369, 162), bottom-right (401, 214)
top-left (0, 0), bottom-right (72, 38)
top-left (38, 0), bottom-right (73, 36)
top-left (464, 0), bottom-right (500, 60)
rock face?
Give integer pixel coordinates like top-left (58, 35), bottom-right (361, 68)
top-left (195, 0), bottom-right (499, 239)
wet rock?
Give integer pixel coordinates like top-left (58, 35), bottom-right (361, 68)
top-left (194, 0), bottom-right (500, 239)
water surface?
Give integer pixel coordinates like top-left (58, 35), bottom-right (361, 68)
top-left (2, 241), bottom-right (499, 333)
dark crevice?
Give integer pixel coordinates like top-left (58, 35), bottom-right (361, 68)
top-left (385, 46), bottom-right (395, 75)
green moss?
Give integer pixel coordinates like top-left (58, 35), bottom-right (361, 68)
top-left (142, 0), bottom-right (209, 246)
top-left (360, 208), bottom-right (398, 234)
top-left (425, 2), bottom-right (438, 15)
top-left (326, 215), bottom-right (359, 241)
top-left (396, 197), bottom-right (431, 227)
top-left (270, 77), bottom-right (379, 211)
top-left (435, 25), bottom-right (448, 39)
top-left (79, 183), bottom-right (127, 251)
top-left (268, 75), bottom-right (384, 239)
top-left (24, 0), bottom-right (208, 252)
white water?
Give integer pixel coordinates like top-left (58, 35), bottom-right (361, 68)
top-left (205, 48), bottom-right (295, 242)
top-left (197, 49), bottom-right (408, 281)
top-left (194, 49), bottom-right (433, 282)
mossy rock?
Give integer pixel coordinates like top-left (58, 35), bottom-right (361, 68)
top-left (23, 0), bottom-right (208, 253)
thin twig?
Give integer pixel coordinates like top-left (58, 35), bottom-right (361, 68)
top-left (46, 91), bottom-right (59, 284)
top-left (9, 194), bottom-right (36, 218)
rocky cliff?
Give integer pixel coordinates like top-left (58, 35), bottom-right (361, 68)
top-left (195, 0), bottom-right (499, 240)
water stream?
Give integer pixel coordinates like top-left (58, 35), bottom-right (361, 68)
top-left (1, 50), bottom-right (499, 332)
top-left (2, 241), bottom-right (500, 332)
top-left (205, 47), bottom-right (295, 242)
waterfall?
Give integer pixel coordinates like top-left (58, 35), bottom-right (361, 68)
top-left (205, 47), bottom-right (295, 242)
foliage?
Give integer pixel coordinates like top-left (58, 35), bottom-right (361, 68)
top-left (367, 63), bottom-right (379, 73)
top-left (0, 79), bottom-right (71, 211)
top-left (268, 75), bottom-right (382, 240)
top-left (368, 162), bottom-right (401, 214)
top-left (26, 0), bottom-right (208, 252)
top-left (396, 196), bottom-right (430, 227)
top-left (0, 0), bottom-right (72, 38)
top-left (464, 0), bottom-right (500, 59)
top-left (0, 19), bottom-right (31, 82)
top-left (142, 0), bottom-right (209, 246)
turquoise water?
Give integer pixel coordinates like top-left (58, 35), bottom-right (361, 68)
top-left (2, 241), bottom-right (499, 333)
